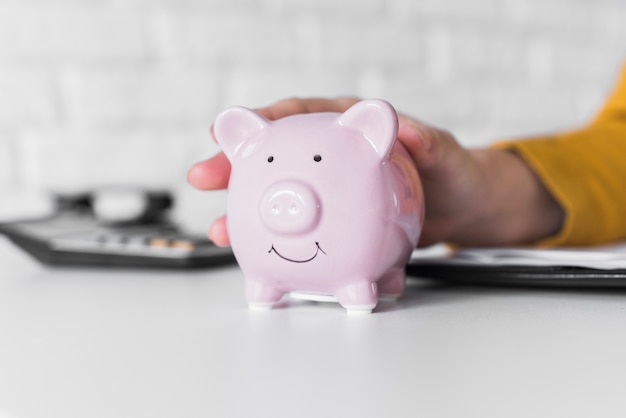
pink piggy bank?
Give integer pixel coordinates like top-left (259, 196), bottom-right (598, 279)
top-left (214, 99), bottom-right (424, 313)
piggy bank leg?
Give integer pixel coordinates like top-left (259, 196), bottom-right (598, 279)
top-left (245, 278), bottom-right (285, 310)
top-left (377, 268), bottom-right (406, 300)
top-left (335, 281), bottom-right (378, 314)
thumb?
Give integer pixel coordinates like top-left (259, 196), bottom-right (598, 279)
top-left (397, 117), bottom-right (462, 173)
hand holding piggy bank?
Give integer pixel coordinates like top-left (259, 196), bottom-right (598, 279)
top-left (214, 99), bottom-right (424, 313)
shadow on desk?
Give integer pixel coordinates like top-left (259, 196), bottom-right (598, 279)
top-left (389, 276), bottom-right (626, 313)
top-left (258, 276), bottom-right (626, 314)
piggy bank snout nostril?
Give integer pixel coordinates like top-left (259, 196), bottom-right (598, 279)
top-left (260, 182), bottom-right (320, 234)
top-left (269, 194), bottom-right (302, 214)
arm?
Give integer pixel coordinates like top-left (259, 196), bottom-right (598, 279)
top-left (494, 62), bottom-right (626, 246)
top-left (392, 120), bottom-right (564, 247)
top-left (494, 123), bottom-right (626, 246)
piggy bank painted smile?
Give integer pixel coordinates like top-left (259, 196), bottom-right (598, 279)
top-left (214, 99), bottom-right (424, 313)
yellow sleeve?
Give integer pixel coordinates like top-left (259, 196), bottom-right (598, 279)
top-left (493, 63), bottom-right (626, 247)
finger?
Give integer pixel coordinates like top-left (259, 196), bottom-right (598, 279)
top-left (397, 121), bottom-right (436, 170)
top-left (209, 215), bottom-right (231, 246)
top-left (210, 97), bottom-right (362, 140)
top-left (210, 97), bottom-right (358, 141)
top-left (256, 97), bottom-right (361, 120)
top-left (397, 119), bottom-right (459, 172)
top-left (187, 152), bottom-right (231, 190)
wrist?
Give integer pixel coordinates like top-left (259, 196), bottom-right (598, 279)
top-left (464, 148), bottom-right (564, 246)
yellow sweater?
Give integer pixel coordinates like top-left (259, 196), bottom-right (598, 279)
top-left (497, 63), bottom-right (626, 246)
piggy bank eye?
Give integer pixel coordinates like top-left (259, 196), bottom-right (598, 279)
top-left (267, 156), bottom-right (274, 163)
top-left (313, 154), bottom-right (322, 162)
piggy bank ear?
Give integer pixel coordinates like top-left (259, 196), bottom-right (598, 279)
top-left (213, 106), bottom-right (269, 161)
top-left (336, 99), bottom-right (398, 159)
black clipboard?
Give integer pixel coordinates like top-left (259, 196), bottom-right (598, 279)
top-left (406, 263), bottom-right (626, 287)
top-left (405, 245), bottom-right (626, 288)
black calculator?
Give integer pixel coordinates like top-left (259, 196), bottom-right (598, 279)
top-left (0, 193), bottom-right (235, 269)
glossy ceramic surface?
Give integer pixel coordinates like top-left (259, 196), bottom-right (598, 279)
top-left (214, 99), bottom-right (424, 313)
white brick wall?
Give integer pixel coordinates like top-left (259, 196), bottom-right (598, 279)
top-left (59, 67), bottom-right (219, 130)
top-left (0, 0), bottom-right (625, 228)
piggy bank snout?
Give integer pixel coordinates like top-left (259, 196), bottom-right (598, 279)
top-left (260, 181), bottom-right (321, 235)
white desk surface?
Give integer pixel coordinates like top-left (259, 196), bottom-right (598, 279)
top-left (1, 235), bottom-right (626, 418)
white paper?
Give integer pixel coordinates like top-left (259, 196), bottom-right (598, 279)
top-left (410, 243), bottom-right (626, 270)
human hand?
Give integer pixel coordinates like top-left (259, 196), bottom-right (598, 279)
top-left (188, 97), bottom-right (563, 247)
